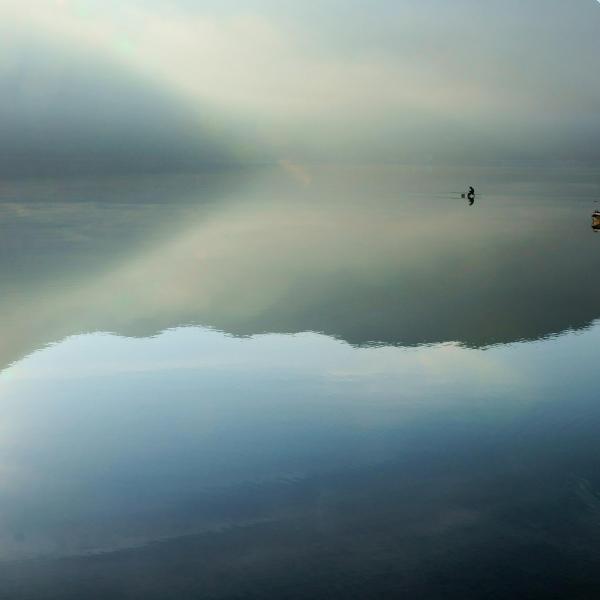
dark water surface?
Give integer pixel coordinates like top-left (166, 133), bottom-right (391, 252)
top-left (1, 165), bottom-right (600, 598)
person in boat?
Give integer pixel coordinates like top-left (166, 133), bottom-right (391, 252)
top-left (467, 186), bottom-right (475, 205)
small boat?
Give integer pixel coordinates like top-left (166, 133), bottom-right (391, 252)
top-left (592, 211), bottom-right (600, 231)
top-left (461, 186), bottom-right (476, 202)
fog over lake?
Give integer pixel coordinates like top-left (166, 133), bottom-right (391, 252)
top-left (1, 2), bottom-right (600, 599)
top-left (1, 1), bottom-right (599, 171)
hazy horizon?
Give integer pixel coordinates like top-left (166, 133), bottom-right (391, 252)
top-left (1, 1), bottom-right (599, 174)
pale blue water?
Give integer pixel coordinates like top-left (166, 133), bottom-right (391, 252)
top-left (1, 165), bottom-right (600, 598)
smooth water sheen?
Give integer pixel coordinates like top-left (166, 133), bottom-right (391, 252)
top-left (1, 165), bottom-right (600, 598)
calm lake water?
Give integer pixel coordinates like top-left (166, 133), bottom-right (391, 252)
top-left (1, 165), bottom-right (600, 598)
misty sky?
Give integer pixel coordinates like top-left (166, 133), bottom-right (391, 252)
top-left (1, 0), bottom-right (599, 172)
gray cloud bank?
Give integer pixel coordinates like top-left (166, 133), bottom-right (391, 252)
top-left (1, 0), bottom-right (599, 173)
top-left (0, 32), bottom-right (239, 176)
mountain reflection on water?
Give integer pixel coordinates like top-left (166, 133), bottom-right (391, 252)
top-left (1, 165), bottom-right (600, 370)
top-left (1, 165), bottom-right (600, 599)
